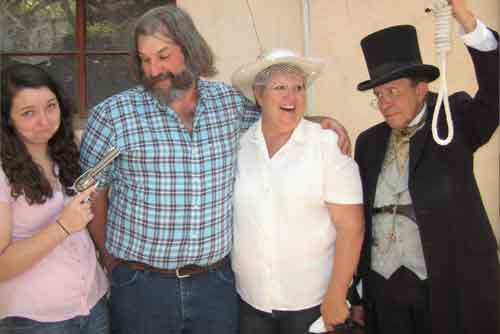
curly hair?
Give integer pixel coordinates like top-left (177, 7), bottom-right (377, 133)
top-left (1, 63), bottom-right (80, 204)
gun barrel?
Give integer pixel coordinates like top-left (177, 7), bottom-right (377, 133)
top-left (88, 147), bottom-right (120, 178)
top-left (74, 147), bottom-right (120, 192)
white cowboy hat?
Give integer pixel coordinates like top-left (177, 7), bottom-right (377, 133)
top-left (231, 48), bottom-right (324, 102)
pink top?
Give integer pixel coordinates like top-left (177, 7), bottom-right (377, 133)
top-left (0, 167), bottom-right (108, 321)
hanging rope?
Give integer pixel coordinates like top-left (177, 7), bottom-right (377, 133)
top-left (430, 0), bottom-right (454, 146)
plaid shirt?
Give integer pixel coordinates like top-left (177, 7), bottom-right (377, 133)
top-left (80, 80), bottom-right (259, 269)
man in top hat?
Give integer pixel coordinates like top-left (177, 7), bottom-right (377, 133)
top-left (353, 1), bottom-right (499, 333)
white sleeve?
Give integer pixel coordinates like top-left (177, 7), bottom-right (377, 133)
top-left (460, 19), bottom-right (498, 52)
top-left (320, 131), bottom-right (363, 204)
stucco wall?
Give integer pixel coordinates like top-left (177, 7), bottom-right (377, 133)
top-left (179, 0), bottom-right (499, 240)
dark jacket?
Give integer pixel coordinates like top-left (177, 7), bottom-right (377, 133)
top-left (354, 33), bottom-right (499, 334)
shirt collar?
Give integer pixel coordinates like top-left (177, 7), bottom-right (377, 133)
top-left (250, 117), bottom-right (307, 146)
top-left (408, 103), bottom-right (427, 127)
top-left (288, 118), bottom-right (307, 144)
top-left (408, 103), bottom-right (427, 126)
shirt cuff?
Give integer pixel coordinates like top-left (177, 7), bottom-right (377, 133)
top-left (460, 19), bottom-right (498, 51)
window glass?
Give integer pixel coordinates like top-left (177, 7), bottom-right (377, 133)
top-left (87, 55), bottom-right (134, 109)
top-left (86, 0), bottom-right (168, 50)
top-left (1, 0), bottom-right (76, 52)
top-left (0, 0), bottom-right (176, 118)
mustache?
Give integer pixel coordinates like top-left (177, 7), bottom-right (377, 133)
top-left (144, 70), bottom-right (195, 91)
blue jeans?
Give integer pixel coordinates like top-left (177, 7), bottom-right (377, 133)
top-left (109, 260), bottom-right (238, 334)
top-left (0, 297), bottom-right (109, 334)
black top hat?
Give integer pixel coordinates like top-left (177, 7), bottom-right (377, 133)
top-left (357, 25), bottom-right (440, 91)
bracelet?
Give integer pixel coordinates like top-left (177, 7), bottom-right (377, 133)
top-left (56, 219), bottom-right (70, 236)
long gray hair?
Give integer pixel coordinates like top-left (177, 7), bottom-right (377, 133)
top-left (129, 5), bottom-right (217, 82)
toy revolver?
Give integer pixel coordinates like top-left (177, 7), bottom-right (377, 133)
top-left (73, 147), bottom-right (120, 192)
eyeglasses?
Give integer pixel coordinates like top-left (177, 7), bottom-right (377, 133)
top-left (268, 83), bottom-right (306, 96)
top-left (370, 86), bottom-right (403, 110)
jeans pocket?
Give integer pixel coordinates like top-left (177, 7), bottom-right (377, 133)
top-left (0, 317), bottom-right (39, 331)
top-left (216, 265), bottom-right (235, 286)
top-left (110, 264), bottom-right (140, 288)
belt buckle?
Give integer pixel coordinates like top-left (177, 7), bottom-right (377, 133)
top-left (176, 267), bottom-right (191, 279)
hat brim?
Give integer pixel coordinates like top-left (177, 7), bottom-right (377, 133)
top-left (231, 56), bottom-right (324, 102)
top-left (357, 64), bottom-right (439, 91)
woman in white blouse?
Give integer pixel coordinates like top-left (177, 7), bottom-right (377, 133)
top-left (231, 49), bottom-right (364, 334)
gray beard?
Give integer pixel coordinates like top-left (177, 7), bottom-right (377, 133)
top-left (144, 69), bottom-right (196, 106)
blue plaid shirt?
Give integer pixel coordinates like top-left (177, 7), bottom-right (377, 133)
top-left (80, 80), bottom-right (259, 269)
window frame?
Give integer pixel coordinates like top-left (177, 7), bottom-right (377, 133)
top-left (1, 0), bottom-right (176, 120)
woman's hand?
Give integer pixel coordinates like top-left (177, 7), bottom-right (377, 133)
top-left (321, 293), bottom-right (350, 331)
top-left (58, 186), bottom-right (97, 234)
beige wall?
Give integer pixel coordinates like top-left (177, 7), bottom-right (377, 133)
top-left (179, 0), bottom-right (499, 239)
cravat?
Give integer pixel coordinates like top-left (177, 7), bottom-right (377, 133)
top-left (389, 119), bottom-right (425, 173)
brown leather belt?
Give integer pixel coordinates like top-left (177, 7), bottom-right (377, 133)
top-left (122, 256), bottom-right (228, 278)
top-left (372, 204), bottom-right (417, 223)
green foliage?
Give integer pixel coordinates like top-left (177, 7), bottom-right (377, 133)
top-left (7, 0), bottom-right (74, 19)
top-left (88, 21), bottom-right (121, 35)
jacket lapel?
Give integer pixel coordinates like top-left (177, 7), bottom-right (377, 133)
top-left (366, 124), bottom-right (391, 209)
top-left (409, 93), bottom-right (436, 176)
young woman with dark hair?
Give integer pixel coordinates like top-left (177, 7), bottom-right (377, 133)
top-left (0, 63), bottom-right (109, 334)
